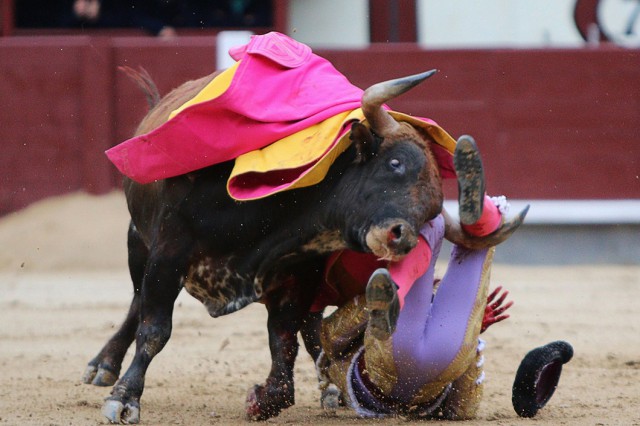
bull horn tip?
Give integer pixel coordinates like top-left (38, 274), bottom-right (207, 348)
top-left (409, 69), bottom-right (437, 84)
top-left (424, 69), bottom-right (438, 78)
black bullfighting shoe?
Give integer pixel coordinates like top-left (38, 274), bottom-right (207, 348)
top-left (365, 268), bottom-right (400, 341)
top-left (512, 340), bottom-right (574, 418)
top-left (454, 135), bottom-right (486, 225)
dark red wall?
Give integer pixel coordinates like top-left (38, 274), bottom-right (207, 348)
top-left (318, 46), bottom-right (640, 201)
top-left (1, 36), bottom-right (638, 215)
top-left (1, 36), bottom-right (217, 215)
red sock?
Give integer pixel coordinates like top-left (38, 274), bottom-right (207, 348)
top-left (461, 195), bottom-right (502, 237)
top-left (388, 236), bottom-right (432, 309)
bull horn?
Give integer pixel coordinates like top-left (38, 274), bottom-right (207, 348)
top-left (443, 205), bottom-right (530, 250)
top-left (362, 69), bottom-right (437, 137)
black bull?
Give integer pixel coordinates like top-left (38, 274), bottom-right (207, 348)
top-left (83, 69), bottom-right (484, 423)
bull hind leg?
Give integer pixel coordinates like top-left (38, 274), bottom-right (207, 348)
top-left (101, 248), bottom-right (186, 424)
top-left (82, 295), bottom-right (140, 387)
top-left (82, 223), bottom-right (148, 387)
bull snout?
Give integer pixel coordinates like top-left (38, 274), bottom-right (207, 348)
top-left (365, 219), bottom-right (418, 261)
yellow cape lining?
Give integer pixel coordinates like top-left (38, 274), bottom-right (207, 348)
top-left (166, 63), bottom-right (457, 200)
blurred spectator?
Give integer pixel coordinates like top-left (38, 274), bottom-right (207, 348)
top-left (16, 0), bottom-right (68, 28)
top-left (59, 0), bottom-right (180, 37)
top-left (72, 0), bottom-right (101, 23)
top-left (16, 0), bottom-right (273, 35)
top-left (185, 0), bottom-right (272, 28)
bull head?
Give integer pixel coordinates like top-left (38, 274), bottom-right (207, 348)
top-left (346, 70), bottom-right (443, 261)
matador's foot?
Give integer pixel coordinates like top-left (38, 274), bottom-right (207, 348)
top-left (365, 268), bottom-right (399, 340)
top-left (454, 135), bottom-right (485, 225)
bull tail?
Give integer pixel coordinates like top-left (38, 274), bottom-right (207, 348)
top-left (118, 66), bottom-right (161, 109)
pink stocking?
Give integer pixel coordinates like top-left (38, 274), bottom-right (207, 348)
top-left (388, 196), bottom-right (503, 309)
top-left (388, 236), bottom-right (432, 309)
top-left (461, 195), bottom-right (502, 237)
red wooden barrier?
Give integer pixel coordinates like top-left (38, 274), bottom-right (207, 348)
top-left (318, 46), bottom-right (640, 200)
top-left (1, 36), bottom-right (638, 216)
top-left (0, 0), bottom-right (14, 36)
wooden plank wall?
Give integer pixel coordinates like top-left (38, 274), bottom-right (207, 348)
top-left (319, 46), bottom-right (640, 201)
top-left (1, 36), bottom-right (638, 215)
top-left (0, 0), bottom-right (15, 37)
top-left (0, 36), bottom-right (217, 215)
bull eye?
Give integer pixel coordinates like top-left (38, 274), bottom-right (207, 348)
top-left (389, 158), bottom-right (405, 174)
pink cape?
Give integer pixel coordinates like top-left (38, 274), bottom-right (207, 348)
top-left (106, 32), bottom-right (365, 184)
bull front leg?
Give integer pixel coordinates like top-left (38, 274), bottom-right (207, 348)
top-left (101, 249), bottom-right (187, 424)
top-left (245, 260), bottom-right (323, 420)
top-left (245, 307), bottom-right (299, 421)
top-left (83, 223), bottom-right (148, 387)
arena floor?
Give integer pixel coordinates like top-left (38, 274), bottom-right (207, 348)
top-left (1, 192), bottom-right (638, 425)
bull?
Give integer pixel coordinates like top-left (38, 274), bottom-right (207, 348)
top-left (81, 62), bottom-right (520, 423)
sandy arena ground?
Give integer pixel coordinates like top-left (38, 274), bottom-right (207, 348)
top-left (1, 191), bottom-right (639, 425)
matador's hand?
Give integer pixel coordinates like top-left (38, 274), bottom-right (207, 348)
top-left (481, 285), bottom-right (513, 333)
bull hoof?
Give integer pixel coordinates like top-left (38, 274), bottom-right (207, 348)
top-left (245, 384), bottom-right (272, 421)
top-left (245, 383), bottom-right (293, 421)
top-left (512, 340), bottom-right (573, 418)
top-left (102, 398), bottom-right (141, 424)
top-left (82, 364), bottom-right (119, 386)
top-left (81, 365), bottom-right (98, 384)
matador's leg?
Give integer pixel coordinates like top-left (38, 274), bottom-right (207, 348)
top-left (358, 216), bottom-right (496, 416)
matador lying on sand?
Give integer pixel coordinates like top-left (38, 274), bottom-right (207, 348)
top-left (303, 137), bottom-right (574, 419)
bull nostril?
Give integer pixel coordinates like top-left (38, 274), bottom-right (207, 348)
top-left (388, 224), bottom-right (404, 244)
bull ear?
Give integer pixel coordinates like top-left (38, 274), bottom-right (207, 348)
top-left (350, 122), bottom-right (381, 163)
